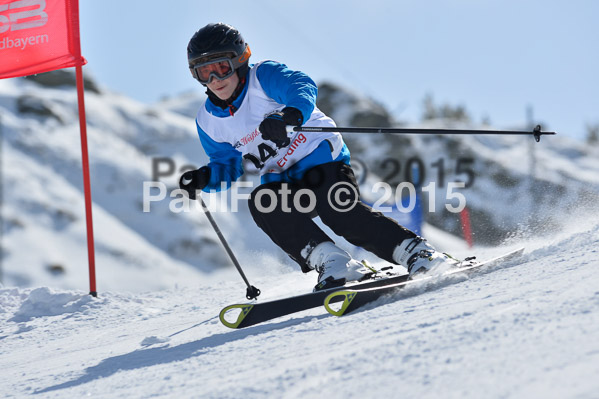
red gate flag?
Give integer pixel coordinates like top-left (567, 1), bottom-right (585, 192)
top-left (1, 0), bottom-right (96, 296)
top-left (0, 0), bottom-right (86, 78)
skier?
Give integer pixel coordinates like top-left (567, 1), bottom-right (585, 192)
top-left (180, 23), bottom-right (458, 290)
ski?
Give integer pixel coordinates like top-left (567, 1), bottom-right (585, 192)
top-left (219, 268), bottom-right (407, 329)
top-left (323, 247), bottom-right (525, 317)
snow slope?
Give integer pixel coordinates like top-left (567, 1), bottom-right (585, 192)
top-left (1, 217), bottom-right (598, 398)
top-left (2, 70), bottom-right (599, 398)
top-left (2, 71), bottom-right (599, 292)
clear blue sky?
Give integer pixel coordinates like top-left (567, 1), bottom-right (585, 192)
top-left (79, 0), bottom-right (598, 141)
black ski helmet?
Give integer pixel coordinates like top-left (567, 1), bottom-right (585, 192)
top-left (187, 23), bottom-right (251, 83)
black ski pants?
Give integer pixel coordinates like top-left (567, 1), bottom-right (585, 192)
top-left (248, 161), bottom-right (416, 272)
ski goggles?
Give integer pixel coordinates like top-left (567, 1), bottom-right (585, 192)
top-left (190, 45), bottom-right (251, 84)
top-left (190, 57), bottom-right (236, 84)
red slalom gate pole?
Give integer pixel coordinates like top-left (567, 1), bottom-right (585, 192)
top-left (460, 207), bottom-right (474, 249)
top-left (75, 65), bottom-right (97, 297)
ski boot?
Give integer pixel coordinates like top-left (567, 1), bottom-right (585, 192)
top-left (393, 237), bottom-right (460, 276)
top-left (307, 242), bottom-right (370, 291)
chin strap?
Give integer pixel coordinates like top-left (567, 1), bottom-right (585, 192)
top-left (205, 75), bottom-right (247, 115)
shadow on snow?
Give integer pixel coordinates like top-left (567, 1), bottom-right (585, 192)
top-left (35, 313), bottom-right (328, 395)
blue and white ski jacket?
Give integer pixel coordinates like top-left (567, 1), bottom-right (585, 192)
top-left (195, 60), bottom-right (350, 192)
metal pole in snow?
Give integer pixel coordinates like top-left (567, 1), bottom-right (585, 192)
top-left (197, 195), bottom-right (261, 300)
top-left (0, 113), bottom-right (3, 284)
top-left (75, 65), bottom-right (97, 297)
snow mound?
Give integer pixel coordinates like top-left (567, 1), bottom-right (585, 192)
top-left (140, 336), bottom-right (171, 347)
top-left (0, 287), bottom-right (29, 314)
top-left (8, 287), bottom-right (97, 323)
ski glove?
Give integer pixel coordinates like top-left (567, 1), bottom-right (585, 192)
top-left (259, 107), bottom-right (303, 148)
top-left (179, 166), bottom-right (211, 200)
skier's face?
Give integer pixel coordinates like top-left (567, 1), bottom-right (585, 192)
top-left (206, 71), bottom-right (239, 101)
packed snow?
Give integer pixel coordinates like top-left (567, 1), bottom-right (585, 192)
top-left (1, 217), bottom-right (598, 398)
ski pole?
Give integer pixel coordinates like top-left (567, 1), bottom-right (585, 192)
top-left (287, 124), bottom-right (555, 142)
top-left (197, 195), bottom-right (261, 300)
